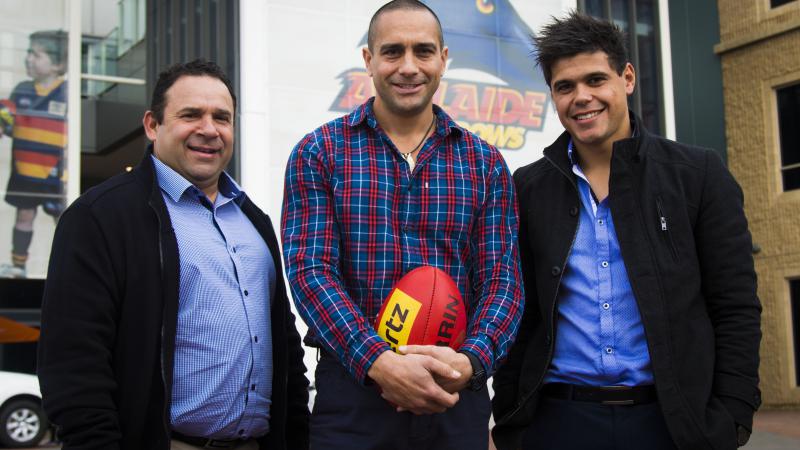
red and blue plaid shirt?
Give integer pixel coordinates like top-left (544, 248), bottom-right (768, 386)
top-left (281, 98), bottom-right (523, 383)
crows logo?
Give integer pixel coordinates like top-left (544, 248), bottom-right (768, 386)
top-left (331, 0), bottom-right (550, 150)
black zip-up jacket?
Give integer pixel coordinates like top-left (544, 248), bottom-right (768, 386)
top-left (38, 152), bottom-right (310, 450)
top-left (492, 117), bottom-right (761, 450)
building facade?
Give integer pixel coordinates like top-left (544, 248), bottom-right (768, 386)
top-left (717, 0), bottom-right (800, 408)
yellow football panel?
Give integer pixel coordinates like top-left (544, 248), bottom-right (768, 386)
top-left (376, 288), bottom-right (422, 351)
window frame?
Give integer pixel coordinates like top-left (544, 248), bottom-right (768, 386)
top-left (789, 278), bottom-right (800, 387)
top-left (775, 81), bottom-right (800, 192)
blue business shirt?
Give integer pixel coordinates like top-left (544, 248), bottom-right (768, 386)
top-left (152, 156), bottom-right (274, 439)
top-left (544, 139), bottom-right (654, 387)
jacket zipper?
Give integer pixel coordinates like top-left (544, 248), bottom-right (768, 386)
top-left (500, 155), bottom-right (580, 421)
top-left (655, 196), bottom-right (679, 262)
top-left (148, 197), bottom-right (171, 441)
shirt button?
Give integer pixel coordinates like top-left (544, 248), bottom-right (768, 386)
top-left (605, 347), bottom-right (614, 354)
top-left (244, 290), bottom-right (249, 296)
top-left (602, 303), bottom-right (610, 310)
top-left (551, 266), bottom-right (561, 276)
top-left (254, 336), bottom-right (258, 343)
top-left (601, 261), bottom-right (609, 268)
top-left (251, 384), bottom-right (256, 391)
top-left (569, 206), bottom-right (579, 216)
top-left (232, 246), bottom-right (237, 253)
top-left (597, 219), bottom-right (604, 225)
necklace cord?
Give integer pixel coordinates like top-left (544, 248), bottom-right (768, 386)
top-left (400, 114), bottom-right (436, 159)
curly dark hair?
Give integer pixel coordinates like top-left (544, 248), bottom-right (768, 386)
top-left (533, 11), bottom-right (629, 87)
top-left (149, 59), bottom-right (236, 123)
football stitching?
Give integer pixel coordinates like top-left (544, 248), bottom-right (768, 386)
top-left (420, 267), bottom-right (436, 345)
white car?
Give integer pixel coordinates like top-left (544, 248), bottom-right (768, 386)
top-left (0, 371), bottom-right (48, 448)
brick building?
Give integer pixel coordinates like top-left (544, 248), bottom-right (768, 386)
top-left (716, 0), bottom-right (800, 408)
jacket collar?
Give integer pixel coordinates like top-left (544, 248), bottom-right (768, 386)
top-left (544, 111), bottom-right (649, 175)
top-left (130, 144), bottom-right (173, 220)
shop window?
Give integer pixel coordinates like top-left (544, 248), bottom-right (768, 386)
top-left (80, 0), bottom-right (148, 191)
top-left (579, 0), bottom-right (663, 135)
top-left (771, 0), bottom-right (797, 9)
top-left (792, 279), bottom-right (800, 386)
top-left (0, 1), bottom-right (71, 281)
top-left (777, 83), bottom-right (800, 191)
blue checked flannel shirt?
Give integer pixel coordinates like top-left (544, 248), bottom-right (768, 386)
top-left (281, 98), bottom-right (524, 383)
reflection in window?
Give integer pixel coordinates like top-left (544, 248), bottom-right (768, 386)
top-left (80, 0), bottom-right (147, 192)
top-left (777, 83), bottom-right (800, 191)
top-left (0, 2), bottom-right (69, 280)
top-left (579, 0), bottom-right (662, 135)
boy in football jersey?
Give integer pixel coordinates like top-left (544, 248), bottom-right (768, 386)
top-left (0, 30), bottom-right (67, 278)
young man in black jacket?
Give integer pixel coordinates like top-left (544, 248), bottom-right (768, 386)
top-left (37, 60), bottom-right (309, 450)
top-left (491, 13), bottom-right (761, 450)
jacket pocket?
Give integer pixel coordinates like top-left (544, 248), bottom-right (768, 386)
top-left (656, 195), bottom-right (680, 262)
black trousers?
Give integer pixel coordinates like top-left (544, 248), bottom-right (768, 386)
top-left (521, 396), bottom-right (677, 450)
top-left (310, 352), bottom-right (491, 450)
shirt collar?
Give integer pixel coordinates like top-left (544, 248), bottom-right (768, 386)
top-left (150, 154), bottom-right (245, 205)
top-left (347, 97), bottom-right (463, 139)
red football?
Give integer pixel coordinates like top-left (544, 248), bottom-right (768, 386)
top-left (374, 266), bottom-right (467, 351)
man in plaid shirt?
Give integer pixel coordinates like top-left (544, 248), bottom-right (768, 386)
top-left (281, 1), bottom-right (523, 448)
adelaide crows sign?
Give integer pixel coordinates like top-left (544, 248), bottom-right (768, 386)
top-left (330, 0), bottom-right (550, 151)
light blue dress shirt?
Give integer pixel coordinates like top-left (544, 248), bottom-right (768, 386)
top-left (544, 140), bottom-right (654, 387)
top-left (152, 156), bottom-right (274, 439)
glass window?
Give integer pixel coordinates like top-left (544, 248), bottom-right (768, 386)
top-left (0, 1), bottom-right (70, 281)
top-left (80, 0), bottom-right (147, 192)
top-left (777, 83), bottom-right (800, 191)
top-left (791, 279), bottom-right (800, 386)
top-left (579, 0), bottom-right (663, 135)
top-left (583, 0), bottom-right (606, 17)
top-left (771, 0), bottom-right (797, 9)
top-left (0, 0), bottom-right (145, 281)
top-left (0, 0), bottom-right (146, 374)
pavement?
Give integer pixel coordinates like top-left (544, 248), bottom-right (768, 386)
top-left (19, 409), bottom-right (800, 449)
top-left (747, 409), bottom-right (800, 449)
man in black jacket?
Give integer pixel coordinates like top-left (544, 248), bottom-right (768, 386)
top-left (37, 60), bottom-right (309, 450)
top-left (491, 13), bottom-right (761, 450)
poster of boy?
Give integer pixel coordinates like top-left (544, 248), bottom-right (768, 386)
top-left (0, 30), bottom-right (68, 278)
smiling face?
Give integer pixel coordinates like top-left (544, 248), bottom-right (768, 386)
top-left (143, 75), bottom-right (234, 199)
top-left (363, 8), bottom-right (447, 120)
top-left (549, 51), bottom-right (635, 155)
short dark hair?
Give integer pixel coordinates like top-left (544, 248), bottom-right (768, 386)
top-left (367, 0), bottom-right (444, 51)
top-left (29, 30), bottom-right (68, 72)
top-left (149, 59), bottom-right (236, 123)
top-left (533, 11), bottom-right (628, 87)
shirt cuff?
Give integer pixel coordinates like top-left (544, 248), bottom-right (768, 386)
top-left (459, 335), bottom-right (493, 376)
top-left (346, 330), bottom-right (392, 384)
